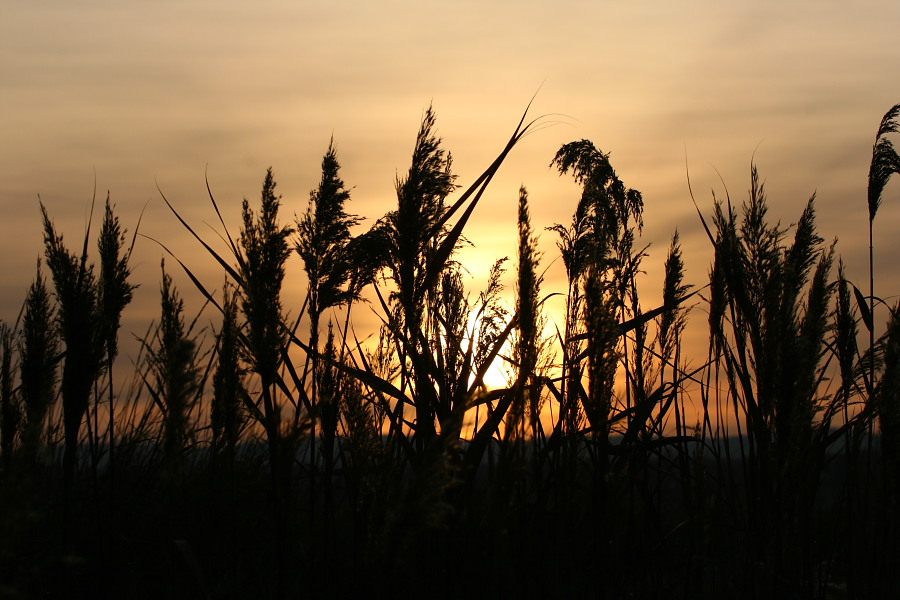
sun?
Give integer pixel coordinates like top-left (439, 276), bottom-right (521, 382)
top-left (477, 357), bottom-right (512, 391)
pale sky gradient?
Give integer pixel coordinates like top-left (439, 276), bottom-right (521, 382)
top-left (3, 0), bottom-right (900, 382)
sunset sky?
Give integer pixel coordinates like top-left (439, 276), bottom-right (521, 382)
top-left (3, 0), bottom-right (900, 382)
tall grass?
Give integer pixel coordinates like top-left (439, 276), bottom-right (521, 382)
top-left (41, 201), bottom-right (105, 547)
top-left (2, 102), bottom-right (900, 597)
top-left (236, 168), bottom-right (295, 597)
top-left (699, 168), bottom-right (845, 591)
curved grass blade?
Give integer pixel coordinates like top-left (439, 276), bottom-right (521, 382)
top-left (156, 184), bottom-right (245, 288)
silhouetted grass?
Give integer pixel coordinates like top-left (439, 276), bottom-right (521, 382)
top-left (1, 102), bottom-right (899, 598)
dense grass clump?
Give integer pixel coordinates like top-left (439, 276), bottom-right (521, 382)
top-left (0, 103), bottom-right (899, 598)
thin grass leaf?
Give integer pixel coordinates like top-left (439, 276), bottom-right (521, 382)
top-left (156, 184), bottom-right (245, 288)
top-left (420, 106), bottom-right (544, 302)
top-left (853, 283), bottom-right (873, 333)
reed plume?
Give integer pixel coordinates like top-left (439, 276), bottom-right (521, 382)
top-left (511, 186), bottom-right (544, 442)
top-left (18, 261), bottom-right (59, 465)
top-left (211, 282), bottom-right (244, 459)
top-left (150, 260), bottom-right (198, 468)
top-left (239, 168), bottom-right (292, 408)
top-left (659, 232), bottom-right (690, 380)
top-left (297, 138), bottom-right (360, 361)
top-left (97, 195), bottom-right (136, 478)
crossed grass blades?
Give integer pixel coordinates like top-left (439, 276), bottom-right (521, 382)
top-left (0, 103), bottom-right (899, 598)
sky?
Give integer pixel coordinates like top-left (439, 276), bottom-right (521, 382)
top-left (3, 0), bottom-right (900, 393)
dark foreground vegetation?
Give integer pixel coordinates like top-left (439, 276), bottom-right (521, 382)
top-left (2, 104), bottom-right (900, 598)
